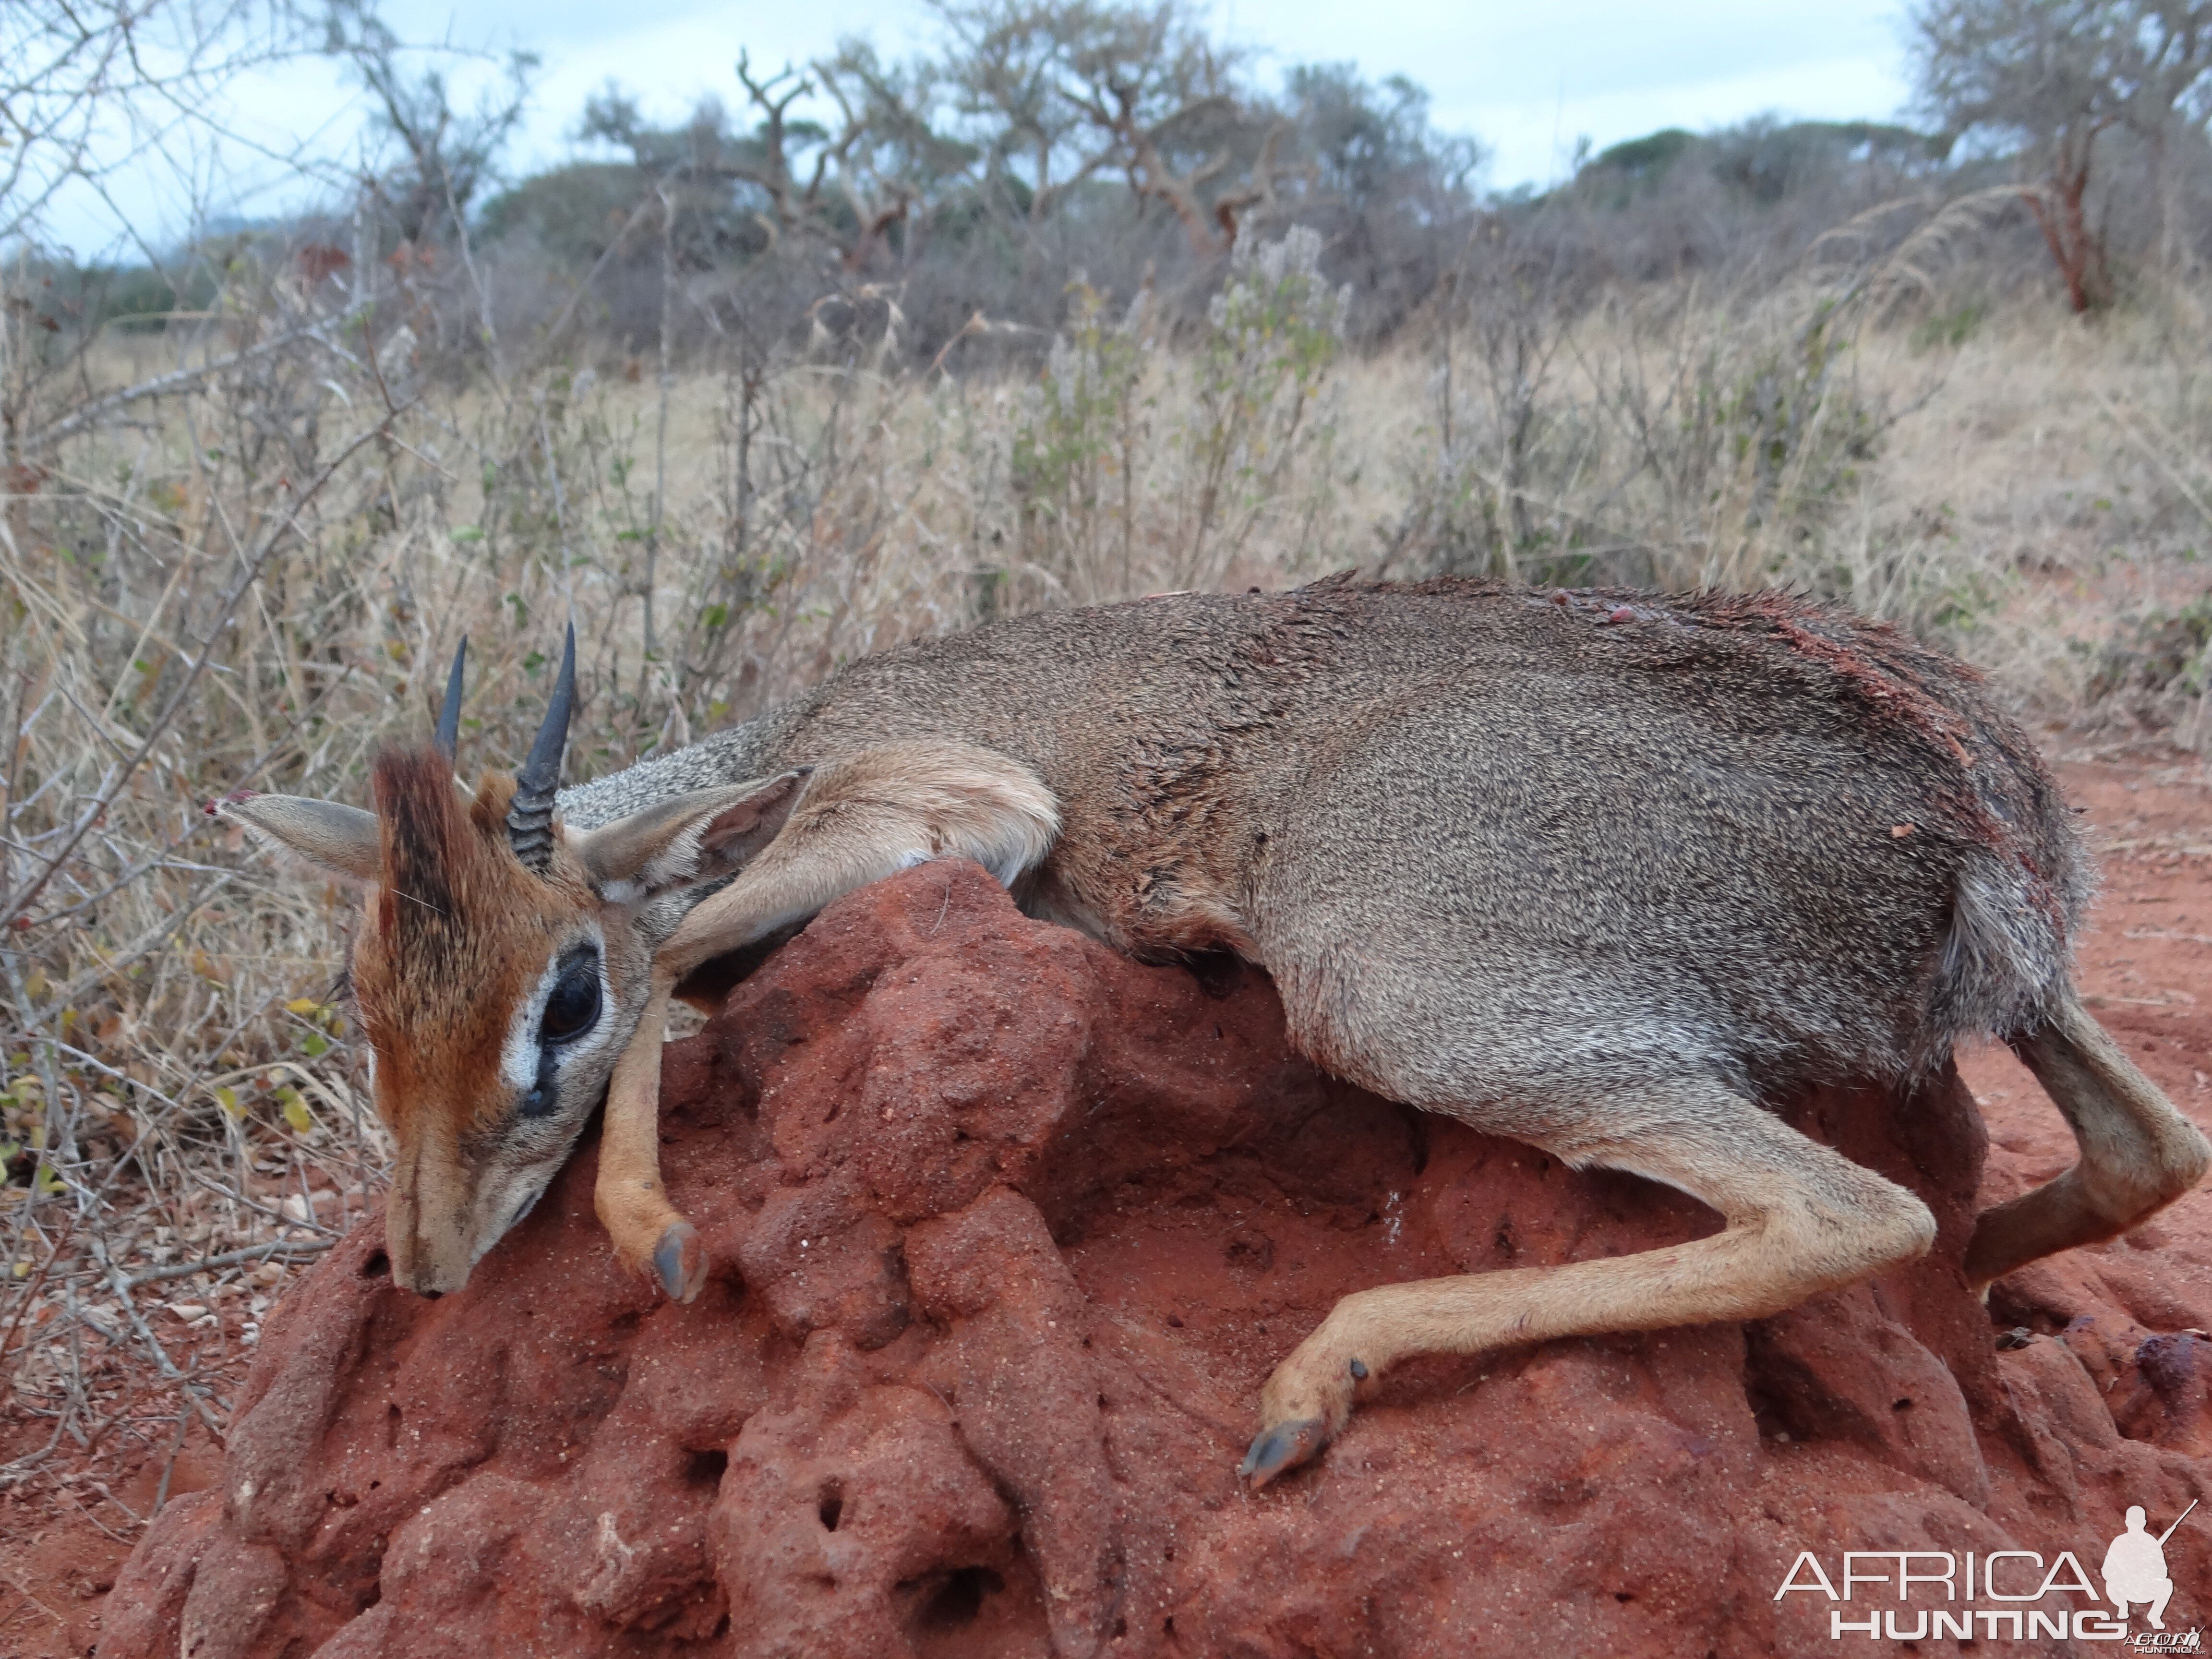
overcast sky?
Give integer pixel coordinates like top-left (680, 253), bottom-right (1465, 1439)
top-left (44, 0), bottom-right (1918, 259)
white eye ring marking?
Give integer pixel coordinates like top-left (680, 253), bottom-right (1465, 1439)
top-left (499, 923), bottom-right (612, 1097)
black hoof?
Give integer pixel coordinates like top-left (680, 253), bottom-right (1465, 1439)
top-left (654, 1221), bottom-right (706, 1303)
top-left (1239, 1417), bottom-right (1329, 1489)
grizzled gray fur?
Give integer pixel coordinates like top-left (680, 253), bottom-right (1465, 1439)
top-left (563, 576), bottom-right (2084, 1119)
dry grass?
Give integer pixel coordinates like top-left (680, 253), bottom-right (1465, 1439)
top-left (1862, 289), bottom-right (2212, 722)
top-left (1, 233), bottom-right (2208, 1520)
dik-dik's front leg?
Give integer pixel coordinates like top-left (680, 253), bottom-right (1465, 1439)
top-left (594, 741), bottom-right (1060, 1299)
top-left (597, 973), bottom-right (698, 1296)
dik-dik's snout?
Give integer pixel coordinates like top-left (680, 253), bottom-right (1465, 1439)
top-left (385, 1116), bottom-right (566, 1296)
top-left (383, 1129), bottom-right (509, 1297)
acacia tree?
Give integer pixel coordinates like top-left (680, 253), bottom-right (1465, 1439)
top-left (931, 0), bottom-right (1292, 255)
top-left (530, 0), bottom-right (1482, 355)
top-left (615, 0), bottom-right (1295, 278)
top-left (585, 51), bottom-right (970, 276)
top-left (1910, 0), bottom-right (2212, 309)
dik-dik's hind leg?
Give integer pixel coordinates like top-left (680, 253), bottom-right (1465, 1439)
top-left (1241, 1088), bottom-right (1937, 1488)
top-left (1963, 992), bottom-right (2211, 1290)
top-left (594, 742), bottom-right (1059, 1299)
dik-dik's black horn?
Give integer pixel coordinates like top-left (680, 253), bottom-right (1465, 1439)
top-left (506, 622), bottom-right (575, 874)
top-left (433, 637), bottom-right (468, 757)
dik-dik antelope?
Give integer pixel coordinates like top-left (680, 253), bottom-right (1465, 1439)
top-left (217, 578), bottom-right (2211, 1487)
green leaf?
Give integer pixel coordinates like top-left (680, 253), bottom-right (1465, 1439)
top-left (301, 1032), bottom-right (329, 1058)
top-left (277, 1087), bottom-right (313, 1133)
top-left (450, 526), bottom-right (486, 544)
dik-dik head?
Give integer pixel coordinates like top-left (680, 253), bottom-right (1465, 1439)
top-left (216, 630), bottom-right (807, 1295)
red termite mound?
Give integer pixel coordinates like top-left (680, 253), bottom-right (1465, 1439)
top-left (99, 862), bottom-right (2212, 1658)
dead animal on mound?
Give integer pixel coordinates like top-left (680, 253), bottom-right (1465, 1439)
top-left (216, 578), bottom-right (2210, 1487)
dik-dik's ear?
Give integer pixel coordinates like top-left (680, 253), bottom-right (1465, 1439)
top-left (570, 769), bottom-right (812, 902)
top-left (212, 793), bottom-right (381, 883)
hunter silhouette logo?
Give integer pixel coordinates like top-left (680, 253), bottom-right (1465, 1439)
top-left (2107, 1502), bottom-right (2195, 1632)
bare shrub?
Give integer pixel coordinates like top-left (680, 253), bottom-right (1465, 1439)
top-left (1009, 227), bottom-right (1347, 601)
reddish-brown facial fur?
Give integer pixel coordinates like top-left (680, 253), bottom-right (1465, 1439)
top-left (351, 751), bottom-right (593, 1145)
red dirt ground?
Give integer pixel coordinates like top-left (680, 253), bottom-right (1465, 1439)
top-left (4, 736), bottom-right (2208, 1659)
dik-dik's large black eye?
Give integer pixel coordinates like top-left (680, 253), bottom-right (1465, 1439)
top-left (539, 951), bottom-right (602, 1047)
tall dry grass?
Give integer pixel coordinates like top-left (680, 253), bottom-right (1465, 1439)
top-left (2, 224), bottom-right (2209, 1515)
